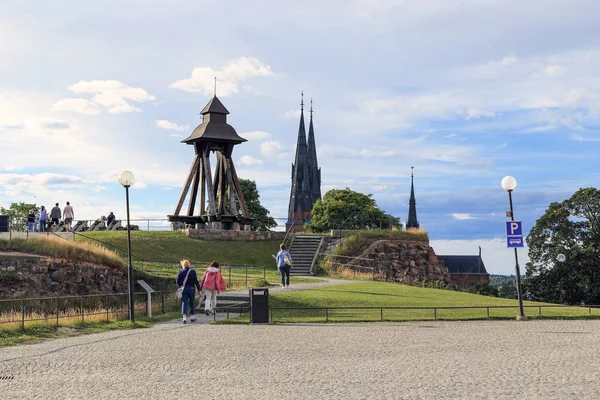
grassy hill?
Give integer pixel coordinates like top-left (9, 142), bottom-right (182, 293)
top-left (235, 281), bottom-right (600, 323)
top-left (74, 231), bottom-right (281, 267)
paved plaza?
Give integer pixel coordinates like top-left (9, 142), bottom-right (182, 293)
top-left (0, 319), bottom-right (598, 399)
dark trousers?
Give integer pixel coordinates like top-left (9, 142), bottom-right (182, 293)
top-left (280, 265), bottom-right (290, 286)
top-left (181, 287), bottom-right (196, 315)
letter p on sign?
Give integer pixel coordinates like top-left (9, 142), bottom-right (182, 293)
top-left (505, 221), bottom-right (523, 236)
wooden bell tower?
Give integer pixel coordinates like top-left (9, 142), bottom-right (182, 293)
top-left (168, 96), bottom-right (253, 230)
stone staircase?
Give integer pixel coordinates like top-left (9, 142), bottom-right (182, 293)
top-left (288, 235), bottom-right (325, 275)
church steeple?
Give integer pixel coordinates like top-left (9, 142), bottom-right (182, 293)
top-left (287, 92), bottom-right (313, 232)
top-left (307, 98), bottom-right (321, 206)
top-left (406, 167), bottom-right (419, 229)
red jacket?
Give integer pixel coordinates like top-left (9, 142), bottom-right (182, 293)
top-left (200, 267), bottom-right (226, 291)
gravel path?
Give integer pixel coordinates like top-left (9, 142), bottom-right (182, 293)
top-left (1, 319), bottom-right (598, 399)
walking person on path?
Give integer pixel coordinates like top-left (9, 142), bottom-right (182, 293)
top-left (176, 259), bottom-right (201, 324)
top-left (50, 203), bottom-right (61, 230)
top-left (63, 202), bottom-right (74, 231)
top-left (276, 244), bottom-right (293, 288)
top-left (200, 261), bottom-right (226, 316)
top-left (39, 206), bottom-right (48, 232)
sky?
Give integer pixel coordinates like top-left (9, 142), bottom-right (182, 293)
top-left (1, 0), bottom-right (600, 275)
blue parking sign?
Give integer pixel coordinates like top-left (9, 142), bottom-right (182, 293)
top-left (507, 236), bottom-right (524, 248)
top-left (505, 221), bottom-right (523, 236)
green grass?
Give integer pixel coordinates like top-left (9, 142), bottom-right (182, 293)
top-left (75, 230), bottom-right (280, 268)
top-left (75, 231), bottom-right (322, 290)
top-left (219, 281), bottom-right (600, 323)
top-left (0, 312), bottom-right (181, 346)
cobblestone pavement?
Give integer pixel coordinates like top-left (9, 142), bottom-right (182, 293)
top-left (1, 320), bottom-right (598, 399)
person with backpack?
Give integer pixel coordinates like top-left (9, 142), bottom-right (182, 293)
top-left (276, 243), bottom-right (293, 288)
top-left (176, 259), bottom-right (201, 324)
top-left (39, 206), bottom-right (48, 232)
top-left (50, 203), bottom-right (61, 230)
top-left (199, 261), bottom-right (226, 316)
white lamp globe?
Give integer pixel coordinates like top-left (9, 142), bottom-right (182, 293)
top-left (557, 254), bottom-right (566, 263)
top-left (501, 176), bottom-right (517, 191)
top-left (118, 170), bottom-right (135, 187)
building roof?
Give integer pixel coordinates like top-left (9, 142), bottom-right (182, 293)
top-left (200, 96), bottom-right (229, 115)
top-left (437, 255), bottom-right (489, 275)
top-left (182, 96), bottom-right (246, 145)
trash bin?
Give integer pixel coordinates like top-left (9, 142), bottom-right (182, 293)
top-left (250, 288), bottom-right (269, 324)
top-left (0, 215), bottom-right (8, 233)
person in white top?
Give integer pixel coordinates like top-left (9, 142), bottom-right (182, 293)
top-left (63, 202), bottom-right (74, 231)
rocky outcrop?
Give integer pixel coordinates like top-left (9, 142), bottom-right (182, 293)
top-left (0, 252), bottom-right (128, 298)
top-left (346, 240), bottom-right (453, 285)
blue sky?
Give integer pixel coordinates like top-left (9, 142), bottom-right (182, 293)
top-left (1, 0), bottom-right (600, 274)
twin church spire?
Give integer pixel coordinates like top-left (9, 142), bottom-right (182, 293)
top-left (287, 92), bottom-right (322, 232)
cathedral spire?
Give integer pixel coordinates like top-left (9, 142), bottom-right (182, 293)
top-left (287, 92), bottom-right (312, 232)
top-left (406, 166), bottom-right (420, 229)
top-left (307, 98), bottom-right (321, 206)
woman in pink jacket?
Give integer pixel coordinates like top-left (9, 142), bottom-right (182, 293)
top-left (200, 261), bottom-right (227, 316)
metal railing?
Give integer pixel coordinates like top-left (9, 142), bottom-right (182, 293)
top-left (269, 305), bottom-right (600, 323)
top-left (0, 215), bottom-right (293, 233)
top-left (0, 290), bottom-right (252, 330)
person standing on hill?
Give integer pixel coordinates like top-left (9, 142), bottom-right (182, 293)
top-left (27, 209), bottom-right (36, 232)
top-left (276, 244), bottom-right (293, 288)
top-left (39, 205), bottom-right (48, 232)
top-left (63, 202), bottom-right (74, 231)
top-left (176, 259), bottom-right (201, 324)
top-left (50, 203), bottom-right (61, 230)
top-left (200, 261), bottom-right (226, 316)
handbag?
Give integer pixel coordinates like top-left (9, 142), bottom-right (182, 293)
top-left (284, 253), bottom-right (292, 266)
top-left (176, 268), bottom-right (192, 299)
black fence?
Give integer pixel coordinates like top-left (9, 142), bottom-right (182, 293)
top-left (269, 305), bottom-right (600, 323)
top-left (0, 291), bottom-right (251, 330)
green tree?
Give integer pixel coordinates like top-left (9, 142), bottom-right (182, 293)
top-left (467, 281), bottom-right (499, 297)
top-left (306, 188), bottom-right (402, 233)
top-left (525, 188), bottom-right (600, 304)
top-left (0, 202), bottom-right (39, 232)
top-left (239, 179), bottom-right (277, 231)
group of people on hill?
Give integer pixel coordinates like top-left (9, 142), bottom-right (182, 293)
top-left (28, 202), bottom-right (74, 232)
top-left (176, 243), bottom-right (294, 323)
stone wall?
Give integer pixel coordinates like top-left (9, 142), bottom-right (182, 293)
top-left (346, 240), bottom-right (454, 286)
top-left (186, 229), bottom-right (286, 241)
top-left (0, 253), bottom-right (128, 298)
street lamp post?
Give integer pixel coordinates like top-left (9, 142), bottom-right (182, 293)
top-left (118, 170), bottom-right (135, 323)
top-left (501, 175), bottom-right (527, 321)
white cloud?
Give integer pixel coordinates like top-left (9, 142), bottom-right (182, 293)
top-left (260, 140), bottom-right (284, 156)
top-left (451, 213), bottom-right (477, 220)
top-left (372, 184), bottom-right (396, 192)
top-left (132, 181), bottom-right (147, 189)
top-left (465, 108), bottom-right (497, 120)
top-left (542, 64), bottom-right (566, 77)
top-left (238, 155), bottom-right (263, 166)
top-left (283, 110), bottom-right (301, 119)
top-left (52, 98), bottom-right (101, 115)
top-left (169, 57), bottom-right (274, 96)
top-left (53, 80), bottom-right (155, 114)
top-left (155, 119), bottom-right (189, 131)
top-left (240, 131), bottom-right (272, 140)
top-left (0, 173), bottom-right (92, 197)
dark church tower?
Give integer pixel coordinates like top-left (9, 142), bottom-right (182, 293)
top-left (287, 93), bottom-right (321, 233)
top-left (307, 99), bottom-right (322, 206)
top-left (406, 167), bottom-right (420, 229)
